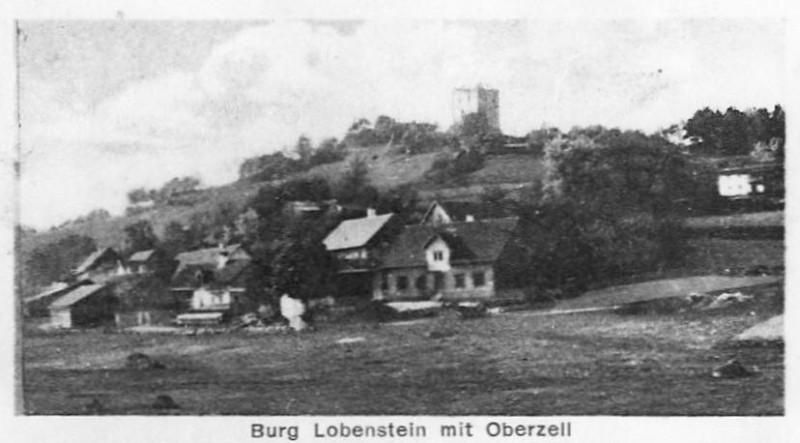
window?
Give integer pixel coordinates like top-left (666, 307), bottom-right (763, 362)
top-left (396, 275), bottom-right (408, 291)
top-left (454, 274), bottom-right (465, 288)
top-left (472, 271), bottom-right (486, 287)
top-left (433, 250), bottom-right (444, 261)
top-left (380, 272), bottom-right (388, 291)
top-left (415, 275), bottom-right (427, 290)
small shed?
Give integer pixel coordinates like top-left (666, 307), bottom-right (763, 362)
top-left (49, 284), bottom-right (117, 328)
top-left (127, 249), bottom-right (158, 274)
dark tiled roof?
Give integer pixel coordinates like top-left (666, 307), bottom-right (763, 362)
top-left (379, 217), bottom-right (519, 269)
top-left (170, 260), bottom-right (252, 289)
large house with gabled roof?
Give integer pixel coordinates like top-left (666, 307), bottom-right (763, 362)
top-left (322, 200), bottom-right (530, 301)
top-left (169, 243), bottom-right (256, 321)
top-left (72, 247), bottom-right (127, 283)
top-left (323, 208), bottom-right (403, 297)
top-left (372, 216), bottom-right (525, 301)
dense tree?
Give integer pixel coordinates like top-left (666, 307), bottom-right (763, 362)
top-left (161, 221), bottom-right (199, 257)
top-left (526, 127), bottom-right (562, 153)
top-left (269, 218), bottom-right (336, 301)
top-left (239, 152), bottom-right (301, 182)
top-left (374, 115), bottom-right (398, 142)
top-left (374, 184), bottom-right (420, 223)
top-left (309, 137), bottom-right (347, 167)
top-left (279, 177), bottom-right (332, 203)
top-left (683, 105), bottom-right (785, 157)
top-left (335, 156), bottom-right (379, 206)
top-left (160, 176), bottom-right (201, 196)
top-left (543, 130), bottom-right (692, 215)
top-left (127, 188), bottom-right (152, 205)
top-left (23, 234), bottom-right (97, 289)
top-left (514, 128), bottom-right (693, 294)
top-left (123, 220), bottom-right (158, 254)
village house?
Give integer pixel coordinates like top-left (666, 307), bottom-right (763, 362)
top-left (110, 273), bottom-right (179, 328)
top-left (72, 247), bottom-right (127, 283)
top-left (717, 163), bottom-right (784, 201)
top-left (372, 216), bottom-right (525, 301)
top-left (48, 284), bottom-right (117, 328)
top-left (170, 244), bottom-right (256, 324)
top-left (323, 209), bottom-right (402, 297)
top-left (126, 248), bottom-right (167, 275)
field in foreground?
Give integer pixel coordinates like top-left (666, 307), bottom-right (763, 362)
top-left (22, 282), bottom-right (783, 416)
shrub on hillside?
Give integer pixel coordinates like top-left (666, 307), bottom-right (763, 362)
top-left (426, 150), bottom-right (485, 184)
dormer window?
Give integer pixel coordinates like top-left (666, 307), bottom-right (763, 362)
top-left (433, 251), bottom-right (444, 261)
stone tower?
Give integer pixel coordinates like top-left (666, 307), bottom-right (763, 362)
top-left (451, 84), bottom-right (500, 131)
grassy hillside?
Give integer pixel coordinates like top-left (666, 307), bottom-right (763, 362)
top-left (20, 181), bottom-right (261, 255)
top-left (303, 143), bottom-right (444, 190)
top-left (466, 154), bottom-right (546, 185)
top-left (20, 144), bottom-right (548, 259)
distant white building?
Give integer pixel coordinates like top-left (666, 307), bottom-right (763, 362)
top-left (717, 163), bottom-right (783, 199)
top-left (452, 84), bottom-right (500, 131)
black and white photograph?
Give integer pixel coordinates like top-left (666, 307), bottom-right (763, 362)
top-left (3, 1), bottom-right (797, 441)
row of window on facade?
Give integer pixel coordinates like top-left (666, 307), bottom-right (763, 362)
top-left (380, 270), bottom-right (486, 292)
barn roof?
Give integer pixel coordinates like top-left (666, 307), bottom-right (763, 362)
top-left (379, 217), bottom-right (519, 269)
top-left (74, 248), bottom-right (121, 274)
top-left (25, 282), bottom-right (70, 303)
top-left (170, 260), bottom-right (252, 289)
top-left (50, 284), bottom-right (107, 309)
top-left (174, 244), bottom-right (248, 266)
top-left (128, 249), bottom-right (157, 263)
top-left (323, 213), bottom-right (395, 251)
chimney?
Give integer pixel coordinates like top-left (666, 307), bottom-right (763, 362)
top-left (465, 214), bottom-right (475, 222)
top-left (366, 208), bottom-right (376, 218)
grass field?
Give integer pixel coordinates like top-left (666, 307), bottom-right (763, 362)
top-left (556, 275), bottom-right (781, 310)
top-left (683, 238), bottom-right (784, 272)
top-left (684, 211), bottom-right (783, 229)
top-left (22, 282), bottom-right (783, 416)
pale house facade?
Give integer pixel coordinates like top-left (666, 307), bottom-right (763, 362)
top-left (372, 217), bottom-right (521, 301)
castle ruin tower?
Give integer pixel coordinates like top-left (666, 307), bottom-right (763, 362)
top-left (451, 84), bottom-right (500, 132)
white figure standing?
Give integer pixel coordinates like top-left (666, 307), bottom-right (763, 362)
top-left (280, 293), bottom-right (307, 331)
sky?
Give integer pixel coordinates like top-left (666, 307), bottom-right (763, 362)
top-left (17, 19), bottom-right (786, 229)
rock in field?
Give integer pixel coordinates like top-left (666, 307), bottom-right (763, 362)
top-left (152, 394), bottom-right (180, 409)
top-left (125, 352), bottom-right (165, 370)
top-left (712, 359), bottom-right (754, 378)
